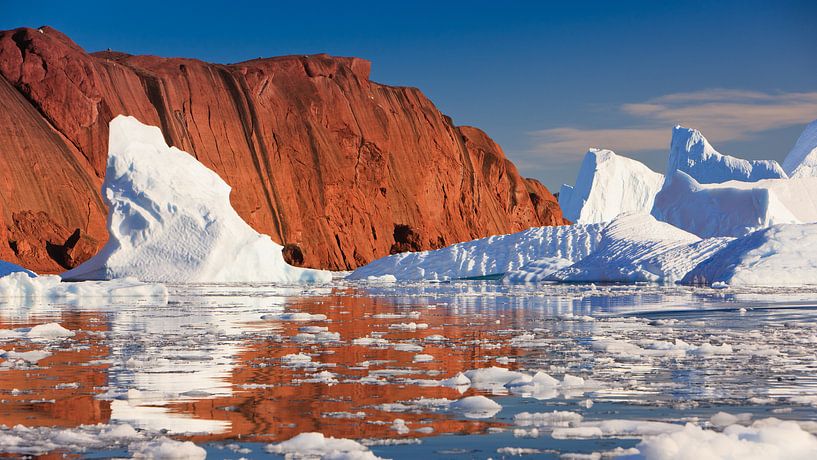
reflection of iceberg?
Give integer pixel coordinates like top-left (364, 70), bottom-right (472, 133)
top-left (104, 286), bottom-right (310, 435)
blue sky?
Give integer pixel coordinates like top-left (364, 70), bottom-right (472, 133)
top-left (3, 0), bottom-right (816, 189)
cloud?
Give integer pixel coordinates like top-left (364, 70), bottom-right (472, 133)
top-left (528, 89), bottom-right (817, 161)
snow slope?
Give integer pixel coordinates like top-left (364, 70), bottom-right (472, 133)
top-left (783, 119), bottom-right (817, 178)
top-left (666, 126), bottom-right (787, 185)
top-left (558, 149), bottom-right (664, 224)
top-left (348, 223), bottom-right (606, 281)
top-left (547, 214), bottom-right (733, 283)
top-left (62, 116), bottom-right (331, 283)
top-left (682, 223), bottom-right (817, 287)
top-left (652, 171), bottom-right (817, 238)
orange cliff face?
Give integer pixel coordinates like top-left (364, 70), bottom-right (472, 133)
top-left (0, 26), bottom-right (569, 273)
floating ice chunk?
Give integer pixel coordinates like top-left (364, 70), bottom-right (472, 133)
top-left (514, 411), bottom-right (583, 428)
top-left (26, 323), bottom-right (74, 341)
top-left (448, 396), bottom-right (502, 419)
top-left (413, 354), bottom-right (434, 363)
top-left (262, 312), bottom-right (328, 322)
top-left (265, 432), bottom-right (383, 459)
top-left (391, 418), bottom-right (410, 434)
top-left (440, 372), bottom-right (471, 388)
top-left (389, 322), bottom-right (428, 331)
top-left (463, 367), bottom-right (528, 391)
top-left (551, 426), bottom-right (604, 439)
top-left (130, 436), bottom-right (206, 459)
top-left (634, 418), bottom-right (817, 460)
top-left (62, 115), bottom-right (331, 284)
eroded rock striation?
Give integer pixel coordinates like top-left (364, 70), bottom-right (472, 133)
top-left (0, 26), bottom-right (566, 272)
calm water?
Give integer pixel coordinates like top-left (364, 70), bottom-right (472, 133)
top-left (1, 281), bottom-right (817, 458)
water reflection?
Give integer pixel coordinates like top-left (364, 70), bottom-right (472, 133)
top-left (0, 281), bottom-right (816, 455)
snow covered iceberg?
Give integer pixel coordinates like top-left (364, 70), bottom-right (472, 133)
top-left (683, 223), bottom-right (817, 287)
top-left (546, 214), bottom-right (732, 283)
top-left (348, 222), bottom-right (606, 281)
top-left (558, 149), bottom-right (664, 224)
top-left (62, 116), bottom-right (331, 283)
top-left (652, 170), bottom-right (817, 238)
top-left (782, 119), bottom-right (817, 178)
top-left (666, 125), bottom-right (787, 185)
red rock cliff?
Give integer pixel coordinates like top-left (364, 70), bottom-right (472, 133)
top-left (0, 26), bottom-right (568, 273)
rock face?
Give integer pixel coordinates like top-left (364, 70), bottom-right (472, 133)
top-left (0, 26), bottom-right (567, 272)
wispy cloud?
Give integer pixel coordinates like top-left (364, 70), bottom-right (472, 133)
top-left (528, 89), bottom-right (817, 162)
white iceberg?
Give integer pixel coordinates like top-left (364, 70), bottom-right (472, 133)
top-left (348, 222), bottom-right (605, 281)
top-left (62, 116), bottom-right (330, 283)
top-left (666, 125), bottom-right (787, 185)
top-left (783, 119), bottom-right (817, 178)
top-left (683, 223), bottom-right (817, 287)
top-left (652, 170), bottom-right (817, 238)
top-left (559, 149), bottom-right (664, 224)
top-left (547, 214), bottom-right (733, 283)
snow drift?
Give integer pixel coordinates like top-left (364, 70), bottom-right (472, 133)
top-left (783, 119), bottom-right (817, 178)
top-left (559, 149), bottom-right (664, 224)
top-left (683, 223), bottom-right (817, 287)
top-left (666, 126), bottom-right (787, 185)
top-left (348, 222), bottom-right (606, 281)
top-left (62, 116), bottom-right (331, 283)
top-left (652, 170), bottom-right (817, 238)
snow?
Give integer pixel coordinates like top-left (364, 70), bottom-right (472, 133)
top-left (547, 214), bottom-right (732, 283)
top-left (62, 115), bottom-right (330, 284)
top-left (683, 223), bottom-right (817, 287)
top-left (652, 170), bottom-right (817, 238)
top-left (349, 222), bottom-right (605, 281)
top-left (265, 432), bottom-right (383, 459)
top-left (783, 119), bottom-right (817, 178)
top-left (632, 418), bottom-right (817, 460)
top-left (666, 125), bottom-right (786, 185)
top-left (0, 272), bottom-right (167, 304)
top-left (559, 149), bottom-right (664, 224)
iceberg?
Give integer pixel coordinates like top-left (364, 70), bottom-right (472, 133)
top-left (682, 223), bottom-right (817, 287)
top-left (652, 170), bottom-right (817, 238)
top-left (547, 214), bottom-right (733, 283)
top-left (666, 126), bottom-right (786, 185)
top-left (558, 149), bottom-right (664, 224)
top-left (782, 119), bottom-right (817, 178)
top-left (62, 116), bottom-right (331, 283)
top-left (348, 222), bottom-right (606, 281)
